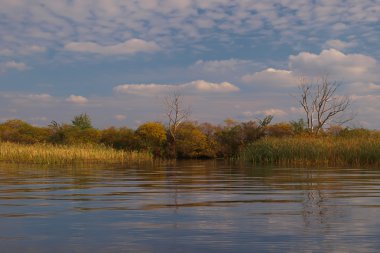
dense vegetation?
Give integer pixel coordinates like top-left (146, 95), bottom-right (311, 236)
top-left (241, 135), bottom-right (380, 167)
top-left (0, 114), bottom-right (379, 166)
top-left (0, 142), bottom-right (152, 165)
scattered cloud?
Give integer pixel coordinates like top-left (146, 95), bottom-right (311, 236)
top-left (114, 80), bottom-right (239, 95)
top-left (1, 1), bottom-right (380, 128)
top-left (289, 49), bottom-right (380, 83)
top-left (0, 61), bottom-right (28, 72)
top-left (1, 1), bottom-right (379, 58)
top-left (193, 59), bottom-right (254, 72)
top-left (25, 93), bottom-right (53, 102)
top-left (192, 80), bottom-right (239, 92)
top-left (64, 39), bottom-right (160, 55)
top-left (241, 111), bottom-right (254, 118)
top-left (242, 68), bottom-right (297, 88)
top-left (331, 23), bottom-right (348, 32)
top-left (66, 95), bottom-right (89, 104)
top-left (241, 108), bottom-right (288, 118)
top-left (114, 114), bottom-right (127, 121)
top-left (324, 39), bottom-right (357, 51)
top-left (0, 45), bottom-right (46, 57)
top-left (256, 108), bottom-right (288, 117)
top-left (0, 92), bottom-right (54, 105)
top-left (239, 49), bottom-right (380, 96)
top-left (21, 45), bottom-right (47, 55)
top-left (0, 49), bottom-right (13, 56)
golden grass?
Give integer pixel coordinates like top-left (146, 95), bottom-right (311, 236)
top-left (241, 136), bottom-right (380, 167)
top-left (0, 142), bottom-right (153, 165)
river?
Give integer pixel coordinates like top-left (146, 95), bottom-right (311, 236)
top-left (1, 160), bottom-right (380, 252)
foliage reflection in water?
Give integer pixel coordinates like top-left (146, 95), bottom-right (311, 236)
top-left (1, 161), bottom-right (380, 252)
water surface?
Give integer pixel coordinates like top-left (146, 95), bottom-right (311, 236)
top-left (1, 161), bottom-right (380, 252)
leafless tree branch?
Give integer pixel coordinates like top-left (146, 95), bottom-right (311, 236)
top-left (297, 75), bottom-right (353, 134)
top-left (164, 91), bottom-right (190, 142)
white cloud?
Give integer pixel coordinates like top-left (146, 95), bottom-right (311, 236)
top-left (0, 45), bottom-right (46, 57)
top-left (242, 68), bottom-right (297, 87)
top-left (0, 93), bottom-right (54, 105)
top-left (240, 49), bottom-right (380, 98)
top-left (0, 49), bottom-right (13, 56)
top-left (331, 23), bottom-right (348, 32)
top-left (191, 80), bottom-right (239, 92)
top-left (114, 114), bottom-right (127, 121)
top-left (256, 108), bottom-right (288, 117)
top-left (240, 108), bottom-right (288, 119)
top-left (114, 83), bottom-right (172, 95)
top-left (289, 49), bottom-right (380, 83)
top-left (324, 39), bottom-right (357, 51)
top-left (241, 111), bottom-right (254, 117)
top-left (66, 95), bottom-right (89, 104)
top-left (368, 83), bottom-right (380, 90)
top-left (64, 39), bottom-right (160, 55)
top-left (25, 93), bottom-right (53, 102)
top-left (114, 80), bottom-right (239, 95)
top-left (193, 59), bottom-right (253, 72)
top-left (1, 61), bottom-right (28, 72)
top-left (0, 0), bottom-right (379, 58)
top-left (21, 45), bottom-right (47, 55)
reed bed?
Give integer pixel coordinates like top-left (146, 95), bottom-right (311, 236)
top-left (241, 136), bottom-right (380, 167)
top-left (0, 142), bottom-right (153, 165)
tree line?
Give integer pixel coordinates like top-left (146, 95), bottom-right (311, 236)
top-left (0, 113), bottom-right (374, 159)
top-left (0, 75), bottom-right (374, 159)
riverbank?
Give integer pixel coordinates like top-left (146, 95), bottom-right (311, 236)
top-left (0, 142), bottom-right (153, 165)
top-left (240, 136), bottom-right (380, 167)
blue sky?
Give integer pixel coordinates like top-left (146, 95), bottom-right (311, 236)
top-left (1, 0), bottom-right (380, 129)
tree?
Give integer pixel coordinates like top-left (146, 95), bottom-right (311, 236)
top-left (100, 127), bottom-right (136, 150)
top-left (135, 122), bottom-right (167, 156)
top-left (48, 123), bottom-right (100, 144)
top-left (72, 113), bottom-right (93, 130)
top-left (176, 122), bottom-right (213, 158)
top-left (49, 115), bottom-right (99, 145)
top-left (290, 118), bottom-right (307, 135)
top-left (0, 119), bottom-right (50, 144)
top-left (164, 91), bottom-right (190, 155)
top-left (297, 75), bottom-right (352, 134)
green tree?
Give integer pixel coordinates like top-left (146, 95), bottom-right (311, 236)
top-left (72, 113), bottom-right (93, 130)
top-left (290, 118), bottom-right (307, 135)
top-left (48, 123), bottom-right (100, 145)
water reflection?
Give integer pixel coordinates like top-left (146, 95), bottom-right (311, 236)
top-left (1, 161), bottom-right (380, 252)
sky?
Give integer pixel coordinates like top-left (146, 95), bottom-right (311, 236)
top-left (1, 0), bottom-right (380, 129)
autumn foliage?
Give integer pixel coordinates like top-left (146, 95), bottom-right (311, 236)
top-left (0, 114), bottom-right (379, 163)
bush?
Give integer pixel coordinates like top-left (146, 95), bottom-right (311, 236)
top-left (100, 127), bottom-right (137, 150)
top-left (176, 122), bottom-right (214, 158)
top-left (0, 119), bottom-right (50, 144)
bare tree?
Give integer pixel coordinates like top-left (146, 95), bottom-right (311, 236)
top-left (164, 91), bottom-right (191, 143)
top-left (298, 75), bottom-right (353, 134)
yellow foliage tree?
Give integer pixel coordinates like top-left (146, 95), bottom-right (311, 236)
top-left (135, 122), bottom-right (167, 155)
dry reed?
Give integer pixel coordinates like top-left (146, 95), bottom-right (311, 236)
top-left (0, 142), bottom-right (153, 165)
top-left (241, 136), bottom-right (380, 167)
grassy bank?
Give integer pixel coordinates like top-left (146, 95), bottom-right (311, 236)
top-left (0, 142), bottom-right (153, 165)
top-left (240, 136), bottom-right (380, 167)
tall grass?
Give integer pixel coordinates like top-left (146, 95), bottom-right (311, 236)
top-left (0, 142), bottom-right (153, 165)
top-left (241, 136), bottom-right (380, 167)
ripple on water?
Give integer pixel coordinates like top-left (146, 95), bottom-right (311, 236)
top-left (1, 162), bottom-right (380, 252)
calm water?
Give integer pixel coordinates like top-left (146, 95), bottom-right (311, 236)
top-left (1, 161), bottom-right (380, 252)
